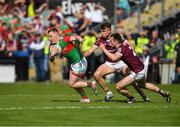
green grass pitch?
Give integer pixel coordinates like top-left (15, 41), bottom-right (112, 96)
top-left (0, 82), bottom-right (179, 126)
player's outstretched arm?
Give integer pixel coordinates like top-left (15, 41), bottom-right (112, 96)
top-left (70, 35), bottom-right (84, 43)
top-left (99, 44), bottom-right (121, 61)
top-left (83, 46), bottom-right (97, 57)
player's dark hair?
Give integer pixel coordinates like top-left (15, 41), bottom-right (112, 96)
top-left (101, 22), bottom-right (111, 30)
top-left (47, 27), bottom-right (59, 33)
top-left (110, 33), bottom-right (125, 43)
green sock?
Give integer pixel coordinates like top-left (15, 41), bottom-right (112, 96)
top-left (80, 92), bottom-right (86, 97)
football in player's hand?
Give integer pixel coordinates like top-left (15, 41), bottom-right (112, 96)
top-left (49, 55), bottom-right (55, 62)
top-left (50, 44), bottom-right (62, 55)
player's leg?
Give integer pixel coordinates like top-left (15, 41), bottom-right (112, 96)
top-left (94, 64), bottom-right (114, 92)
top-left (69, 71), bottom-right (98, 95)
top-left (69, 71), bottom-right (90, 102)
top-left (120, 65), bottom-right (149, 102)
top-left (94, 64), bottom-right (115, 101)
top-left (138, 77), bottom-right (171, 103)
top-left (69, 57), bottom-right (98, 95)
top-left (132, 82), bottom-right (150, 102)
top-left (116, 75), bottom-right (135, 103)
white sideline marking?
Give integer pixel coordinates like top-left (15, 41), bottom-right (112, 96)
top-left (1, 94), bottom-right (77, 97)
top-left (0, 105), bottom-right (179, 111)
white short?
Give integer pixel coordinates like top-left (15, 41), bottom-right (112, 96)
top-left (129, 67), bottom-right (146, 81)
top-left (105, 60), bottom-right (127, 72)
top-left (71, 57), bottom-right (87, 76)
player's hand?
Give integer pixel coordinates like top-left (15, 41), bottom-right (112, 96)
top-left (49, 55), bottom-right (55, 62)
top-left (50, 45), bottom-right (61, 56)
top-left (99, 43), bottom-right (105, 50)
top-left (79, 38), bottom-right (85, 43)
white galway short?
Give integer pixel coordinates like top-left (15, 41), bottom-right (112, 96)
top-left (71, 57), bottom-right (87, 76)
top-left (105, 60), bottom-right (127, 72)
top-left (129, 67), bottom-right (146, 81)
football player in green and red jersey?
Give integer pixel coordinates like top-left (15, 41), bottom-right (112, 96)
top-left (48, 27), bottom-right (97, 103)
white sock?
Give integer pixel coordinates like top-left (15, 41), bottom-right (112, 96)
top-left (106, 91), bottom-right (113, 95)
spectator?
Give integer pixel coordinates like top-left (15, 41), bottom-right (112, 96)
top-left (164, 33), bottom-right (177, 60)
top-left (13, 31), bottom-right (30, 81)
top-left (148, 30), bottom-right (162, 48)
top-left (117, 0), bottom-right (131, 17)
top-left (82, 4), bottom-right (92, 26)
top-left (81, 31), bottom-right (97, 79)
top-left (49, 5), bottom-right (64, 24)
top-left (32, 11), bottom-right (44, 34)
top-left (173, 30), bottom-right (180, 83)
top-left (0, 1), bottom-right (8, 15)
top-left (140, 46), bottom-right (150, 79)
top-left (9, 8), bottom-right (22, 34)
top-left (135, 29), bottom-right (149, 56)
top-left (1, 22), bottom-right (10, 41)
top-left (42, 27), bottom-right (50, 81)
top-left (0, 33), bottom-right (6, 58)
top-left (90, 3), bottom-right (106, 31)
top-left (6, 32), bottom-right (17, 57)
top-left (14, 0), bottom-right (27, 18)
top-left (26, 0), bottom-right (48, 17)
top-left (74, 11), bottom-right (89, 35)
top-left (126, 31), bottom-right (135, 46)
top-left (30, 33), bottom-right (45, 81)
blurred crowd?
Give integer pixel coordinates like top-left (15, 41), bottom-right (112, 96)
top-left (0, 0), bottom-right (179, 83)
top-left (0, 0), bottom-right (107, 82)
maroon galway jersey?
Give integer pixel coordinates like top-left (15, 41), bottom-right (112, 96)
top-left (118, 42), bottom-right (144, 73)
top-left (94, 37), bottom-right (118, 62)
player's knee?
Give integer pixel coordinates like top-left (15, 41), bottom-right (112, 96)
top-left (68, 81), bottom-right (74, 88)
top-left (69, 84), bottom-right (74, 88)
top-left (116, 85), bottom-right (123, 91)
top-left (122, 67), bottom-right (130, 76)
top-left (116, 86), bottom-right (120, 90)
top-left (94, 71), bottom-right (102, 79)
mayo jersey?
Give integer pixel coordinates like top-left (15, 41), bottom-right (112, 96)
top-left (53, 36), bottom-right (83, 64)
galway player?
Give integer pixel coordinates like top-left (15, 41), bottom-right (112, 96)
top-left (99, 33), bottom-right (171, 103)
top-left (84, 22), bottom-right (149, 102)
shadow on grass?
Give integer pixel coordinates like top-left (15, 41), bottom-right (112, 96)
top-left (51, 99), bottom-right (158, 103)
top-left (51, 99), bottom-right (79, 102)
top-left (94, 99), bottom-right (155, 103)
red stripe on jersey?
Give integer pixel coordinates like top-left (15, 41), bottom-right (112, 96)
top-left (62, 43), bottom-right (74, 54)
top-left (62, 36), bottom-right (75, 54)
top-left (63, 36), bottom-right (71, 42)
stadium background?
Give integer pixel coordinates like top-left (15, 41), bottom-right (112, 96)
top-left (0, 0), bottom-right (180, 126)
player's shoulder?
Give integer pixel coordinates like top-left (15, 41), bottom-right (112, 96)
top-left (122, 40), bottom-right (128, 45)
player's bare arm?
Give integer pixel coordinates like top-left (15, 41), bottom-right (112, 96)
top-left (99, 43), bottom-right (121, 61)
top-left (83, 45), bottom-right (97, 57)
top-left (70, 35), bottom-right (84, 43)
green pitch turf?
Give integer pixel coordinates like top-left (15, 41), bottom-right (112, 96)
top-left (0, 82), bottom-right (179, 126)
